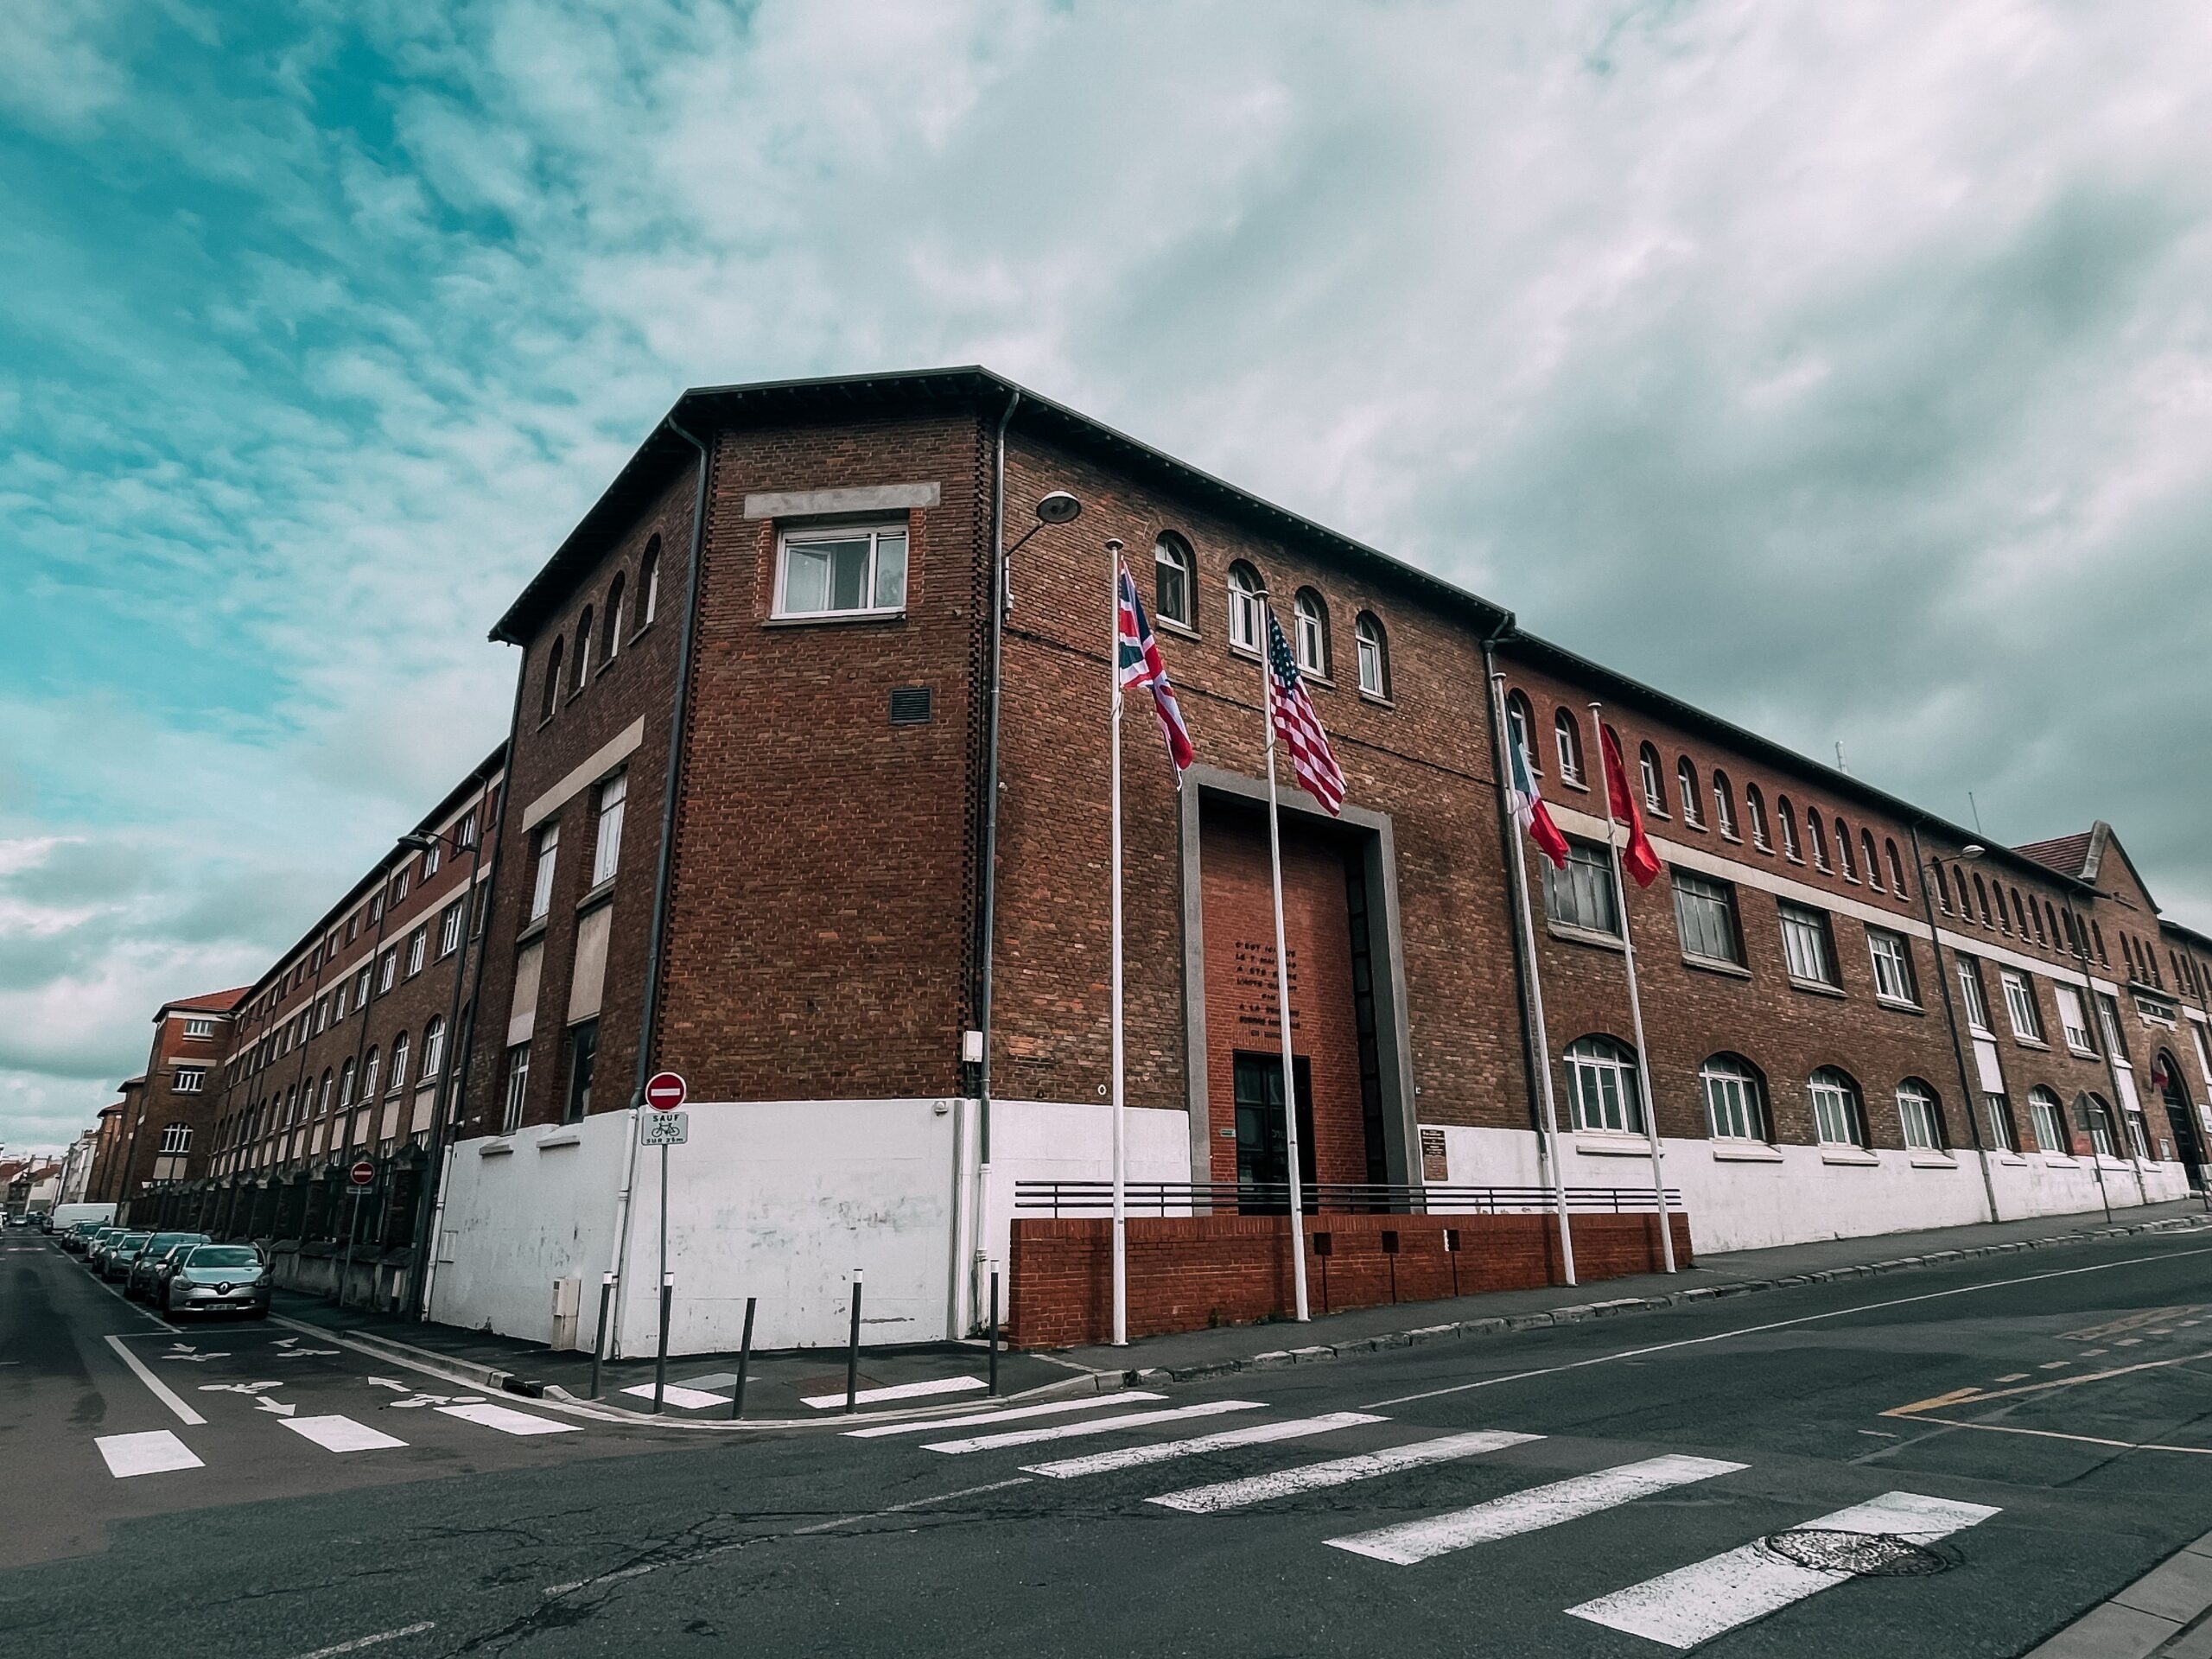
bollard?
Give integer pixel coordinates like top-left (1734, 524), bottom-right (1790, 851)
top-left (588, 1271), bottom-right (615, 1400)
top-left (729, 1295), bottom-right (756, 1421)
top-left (843, 1268), bottom-right (864, 1414)
top-left (987, 1267), bottom-right (1001, 1396)
top-left (652, 1271), bottom-right (673, 1414)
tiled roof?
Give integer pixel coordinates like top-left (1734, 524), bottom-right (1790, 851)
top-left (162, 986), bottom-right (251, 1016)
top-left (2015, 831), bottom-right (2094, 880)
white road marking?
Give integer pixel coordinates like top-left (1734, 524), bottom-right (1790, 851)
top-left (284, 1415), bottom-right (409, 1453)
top-left (1567, 1490), bottom-right (2000, 1649)
top-left (1993, 1373), bottom-right (2029, 1382)
top-left (845, 1393), bottom-right (1166, 1438)
top-left (1147, 1429), bottom-right (1543, 1514)
top-left (287, 1621), bottom-right (435, 1658)
top-left (619, 1383), bottom-right (729, 1409)
top-left (802, 1376), bottom-right (988, 1409)
top-left (1024, 1412), bottom-right (1387, 1479)
top-left (924, 1400), bottom-right (1267, 1454)
top-left (102, 1335), bottom-right (206, 1426)
top-left (436, 1402), bottom-right (580, 1437)
top-left (198, 1381), bottom-right (283, 1395)
top-left (97, 1429), bottom-right (204, 1478)
top-left (1362, 1245), bottom-right (2212, 1410)
top-left (1326, 1453), bottom-right (1745, 1565)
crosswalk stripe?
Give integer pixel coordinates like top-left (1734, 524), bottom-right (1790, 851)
top-left (1326, 1453), bottom-right (1746, 1565)
top-left (846, 1392), bottom-right (1166, 1438)
top-left (923, 1400), bottom-right (1265, 1454)
top-left (619, 1383), bottom-right (729, 1409)
top-left (1023, 1412), bottom-right (1387, 1479)
top-left (283, 1415), bottom-right (409, 1453)
top-left (803, 1376), bottom-right (987, 1409)
top-left (97, 1429), bottom-right (203, 1478)
top-left (1147, 1428), bottom-right (1543, 1514)
top-left (436, 1402), bottom-right (581, 1437)
top-left (1566, 1490), bottom-right (2001, 1649)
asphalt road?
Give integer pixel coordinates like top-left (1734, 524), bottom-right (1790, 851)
top-left (5, 1222), bottom-right (2211, 1658)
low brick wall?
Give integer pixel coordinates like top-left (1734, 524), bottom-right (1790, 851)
top-left (1007, 1209), bottom-right (1694, 1349)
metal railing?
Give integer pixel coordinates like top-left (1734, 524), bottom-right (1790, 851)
top-left (1013, 1179), bottom-right (1684, 1218)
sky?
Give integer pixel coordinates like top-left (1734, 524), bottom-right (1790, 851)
top-left (5, 0), bottom-right (2211, 1154)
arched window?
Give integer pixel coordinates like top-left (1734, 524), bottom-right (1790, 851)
top-left (1745, 784), bottom-right (1771, 851)
top-left (2030, 899), bottom-right (2048, 946)
top-left (639, 536), bottom-right (661, 626)
top-left (2044, 901), bottom-right (2063, 950)
top-left (1154, 533), bottom-right (1195, 629)
top-left (2026, 1086), bottom-right (2068, 1153)
top-left (1973, 873), bottom-right (1993, 926)
top-left (1861, 830), bottom-right (1882, 890)
top-left (1227, 562), bottom-right (1264, 651)
top-left (604, 572), bottom-right (626, 662)
top-left (1677, 758), bottom-right (1703, 827)
top-left (1808, 808), bottom-right (1830, 871)
top-left (1896, 1078), bottom-right (1946, 1151)
top-left (1835, 817), bottom-right (1857, 880)
top-left (1776, 794), bottom-right (1801, 859)
top-left (540, 636), bottom-right (563, 722)
top-left (573, 607), bottom-right (594, 690)
top-left (1293, 588), bottom-right (1330, 677)
top-left (2079, 1091), bottom-right (2118, 1158)
top-left (1505, 690), bottom-right (1537, 768)
top-left (1808, 1067), bottom-right (1866, 1147)
top-left (1563, 1036), bottom-right (1643, 1134)
top-left (339, 1058), bottom-right (356, 1109)
top-left (1886, 840), bottom-right (1910, 898)
top-left (1712, 770), bottom-right (1737, 837)
top-left (2092, 920), bottom-right (2107, 964)
top-left (2011, 889), bottom-right (2030, 939)
top-left (1700, 1053), bottom-right (1769, 1141)
top-left (1955, 865), bottom-right (1974, 918)
top-left (1554, 709), bottom-right (1583, 784)
top-left (1351, 613), bottom-right (1388, 698)
top-left (1639, 743), bottom-right (1668, 815)
top-left (421, 1015), bottom-right (445, 1079)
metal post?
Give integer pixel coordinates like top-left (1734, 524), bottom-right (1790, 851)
top-left (988, 1267), bottom-right (1001, 1395)
top-left (1258, 601), bottom-right (1312, 1323)
top-left (1107, 538), bottom-right (1128, 1348)
top-left (844, 1268), bottom-right (864, 1413)
top-left (336, 1186), bottom-right (359, 1306)
top-left (588, 1271), bottom-right (613, 1400)
top-left (1911, 825), bottom-right (2000, 1224)
top-left (729, 1296), bottom-right (755, 1421)
top-left (653, 1273), bottom-right (672, 1414)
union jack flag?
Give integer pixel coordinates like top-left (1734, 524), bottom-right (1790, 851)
top-left (1117, 557), bottom-right (1196, 774)
top-left (1264, 605), bottom-right (1346, 814)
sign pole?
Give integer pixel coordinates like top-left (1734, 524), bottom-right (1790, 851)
top-left (653, 1138), bottom-right (670, 1413)
top-left (1260, 607), bottom-right (1312, 1324)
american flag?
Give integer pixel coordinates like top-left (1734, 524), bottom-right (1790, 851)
top-left (1264, 606), bottom-right (1346, 814)
top-left (1117, 556), bottom-right (1196, 774)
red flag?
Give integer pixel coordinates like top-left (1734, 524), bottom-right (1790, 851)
top-left (1599, 725), bottom-right (1664, 888)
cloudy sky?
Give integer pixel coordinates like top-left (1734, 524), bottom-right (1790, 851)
top-left (5, 0), bottom-right (2211, 1152)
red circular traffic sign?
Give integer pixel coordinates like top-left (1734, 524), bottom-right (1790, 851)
top-left (348, 1160), bottom-right (376, 1187)
top-left (645, 1071), bottom-right (688, 1112)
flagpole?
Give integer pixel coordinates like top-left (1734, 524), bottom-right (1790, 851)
top-left (1261, 604), bottom-right (1313, 1323)
top-left (1593, 704), bottom-right (1675, 1273)
top-left (1107, 542), bottom-right (1128, 1347)
top-left (1491, 672), bottom-right (1575, 1287)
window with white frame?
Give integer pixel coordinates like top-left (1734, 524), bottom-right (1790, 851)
top-left (1956, 957), bottom-right (1992, 1033)
top-left (2082, 1096), bottom-right (2118, 1158)
top-left (501, 1043), bottom-right (530, 1135)
top-left (389, 1031), bottom-right (410, 1095)
top-left (1564, 1036), bottom-right (1643, 1133)
top-left (1896, 1079), bottom-right (1946, 1151)
top-left (1712, 772), bottom-right (1737, 837)
top-left (593, 772), bottom-right (626, 887)
top-left (439, 899), bottom-right (465, 959)
top-left (421, 1015), bottom-right (444, 1080)
top-left (1154, 533), bottom-right (1194, 629)
top-left (1506, 692), bottom-right (1536, 768)
top-left (640, 537), bottom-right (661, 626)
top-left (1554, 709), bottom-right (1582, 784)
top-left (1983, 1092), bottom-right (2017, 1152)
top-left (1543, 841), bottom-right (1619, 936)
top-left (340, 1058), bottom-right (356, 1109)
top-left (1835, 821), bottom-right (1858, 881)
top-left (2193, 1021), bottom-right (2212, 1084)
top-left (1700, 1053), bottom-right (1767, 1141)
top-left (316, 996), bottom-right (331, 1033)
top-left (1779, 902), bottom-right (1838, 986)
top-left (392, 868), bottom-right (409, 905)
top-left (2095, 991), bottom-right (2126, 1058)
top-left (2029, 1087), bottom-right (2067, 1154)
top-left (360, 1046), bottom-right (380, 1100)
top-left (530, 822), bottom-right (559, 922)
top-left (1867, 928), bottom-right (1917, 1004)
top-left (1673, 872), bottom-right (1742, 965)
top-left (1777, 797), bottom-right (1802, 860)
top-left (423, 839), bottom-right (441, 878)
top-left (774, 522), bottom-right (907, 618)
top-left (378, 949), bottom-right (397, 994)
top-left (1293, 589), bottom-right (1328, 675)
top-left (459, 808), bottom-right (479, 849)
top-left (1640, 744), bottom-right (1667, 815)
top-left (1677, 758), bottom-right (1703, 826)
top-left (1355, 613), bottom-right (1389, 698)
top-left (1808, 810), bottom-right (1831, 871)
top-left (2054, 984), bottom-right (2095, 1053)
top-left (2126, 1109), bottom-right (2152, 1160)
top-left (1808, 1067), bottom-right (1866, 1147)
top-left (183, 1016), bottom-right (214, 1039)
top-left (1228, 563), bottom-right (1264, 651)
top-left (159, 1123), bottom-right (191, 1155)
top-left (173, 1066), bottom-right (206, 1094)
top-left (1746, 785), bottom-right (1770, 850)
top-left (406, 926), bottom-right (427, 977)
top-left (2000, 969), bottom-right (2043, 1041)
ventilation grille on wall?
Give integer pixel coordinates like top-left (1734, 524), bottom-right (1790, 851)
top-left (889, 686), bottom-right (933, 725)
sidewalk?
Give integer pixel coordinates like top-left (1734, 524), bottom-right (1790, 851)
top-left (1054, 1195), bottom-right (2212, 1382)
top-left (2026, 1528), bottom-right (2212, 1658)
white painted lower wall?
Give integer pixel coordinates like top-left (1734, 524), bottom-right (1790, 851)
top-left (975, 1096), bottom-right (1195, 1293)
top-left (1431, 1123), bottom-right (2192, 1255)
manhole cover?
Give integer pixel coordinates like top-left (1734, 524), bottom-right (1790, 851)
top-left (1763, 1528), bottom-right (1955, 1577)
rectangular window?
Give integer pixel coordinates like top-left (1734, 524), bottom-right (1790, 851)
top-left (1956, 957), bottom-right (1992, 1033)
top-left (1983, 1094), bottom-right (2017, 1153)
top-left (173, 1067), bottom-right (206, 1094)
top-left (1672, 872), bottom-right (1742, 965)
top-left (182, 1017), bottom-right (214, 1039)
top-left (439, 900), bottom-right (466, 959)
top-left (2031, 1093), bottom-right (2068, 1153)
top-left (406, 927), bottom-right (427, 977)
top-left (1542, 841), bottom-right (1619, 936)
top-left (158, 1123), bottom-right (191, 1155)
top-left (531, 822), bottom-right (559, 922)
top-left (593, 772), bottom-right (626, 887)
top-left (1867, 929), bottom-right (1917, 1004)
top-left (2000, 970), bottom-right (2044, 1041)
top-left (2095, 992), bottom-right (2126, 1058)
top-left (1778, 903), bottom-right (1838, 986)
top-left (355, 963), bottom-right (372, 1005)
top-left (392, 869), bottom-right (408, 905)
top-left (563, 1020), bottom-right (599, 1124)
top-left (774, 522), bottom-right (908, 618)
top-left (378, 950), bottom-right (397, 994)
top-left (2054, 984), bottom-right (2095, 1053)
top-left (423, 842), bottom-right (440, 879)
top-left (2127, 1111), bottom-right (2152, 1161)
top-left (501, 1043), bottom-right (531, 1135)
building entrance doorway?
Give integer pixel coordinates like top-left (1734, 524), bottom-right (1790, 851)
top-left (1233, 1052), bottom-right (1316, 1213)
top-left (2157, 1054), bottom-right (2206, 1192)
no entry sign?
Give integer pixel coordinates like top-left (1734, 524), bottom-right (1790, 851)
top-left (348, 1160), bottom-right (376, 1187)
top-left (645, 1071), bottom-right (688, 1112)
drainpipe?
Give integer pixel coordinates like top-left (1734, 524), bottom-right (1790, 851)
top-left (1910, 823), bottom-right (1999, 1224)
top-left (330, 853), bottom-right (397, 1303)
top-left (607, 416), bottom-right (713, 1359)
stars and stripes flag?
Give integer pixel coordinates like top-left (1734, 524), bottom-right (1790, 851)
top-left (1116, 556), bottom-right (1196, 774)
top-left (1264, 605), bottom-right (1346, 814)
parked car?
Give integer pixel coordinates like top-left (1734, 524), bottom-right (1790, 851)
top-left (162, 1244), bottom-right (270, 1319)
top-left (99, 1231), bottom-right (153, 1283)
top-left (59, 1221), bottom-right (97, 1254)
top-left (84, 1226), bottom-right (127, 1269)
top-left (127, 1233), bottom-right (211, 1300)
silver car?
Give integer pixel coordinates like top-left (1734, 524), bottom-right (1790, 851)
top-left (162, 1244), bottom-right (271, 1319)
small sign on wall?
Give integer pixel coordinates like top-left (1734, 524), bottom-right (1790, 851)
top-left (1420, 1127), bottom-right (1449, 1181)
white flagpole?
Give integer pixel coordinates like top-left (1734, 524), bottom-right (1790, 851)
top-left (1491, 674), bottom-right (1575, 1286)
top-left (1108, 543), bottom-right (1128, 1346)
top-left (1261, 605), bottom-right (1313, 1323)
top-left (1592, 702), bottom-right (1675, 1273)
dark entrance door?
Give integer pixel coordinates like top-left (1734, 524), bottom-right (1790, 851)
top-left (1234, 1052), bottom-right (1317, 1213)
top-left (2158, 1057), bottom-right (2206, 1192)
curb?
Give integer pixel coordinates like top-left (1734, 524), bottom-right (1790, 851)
top-left (2023, 1527), bottom-right (2212, 1658)
top-left (1096, 1212), bottom-right (2212, 1388)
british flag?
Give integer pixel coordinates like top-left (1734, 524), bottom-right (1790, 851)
top-left (1117, 556), bottom-right (1196, 774)
top-left (1264, 605), bottom-right (1346, 814)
